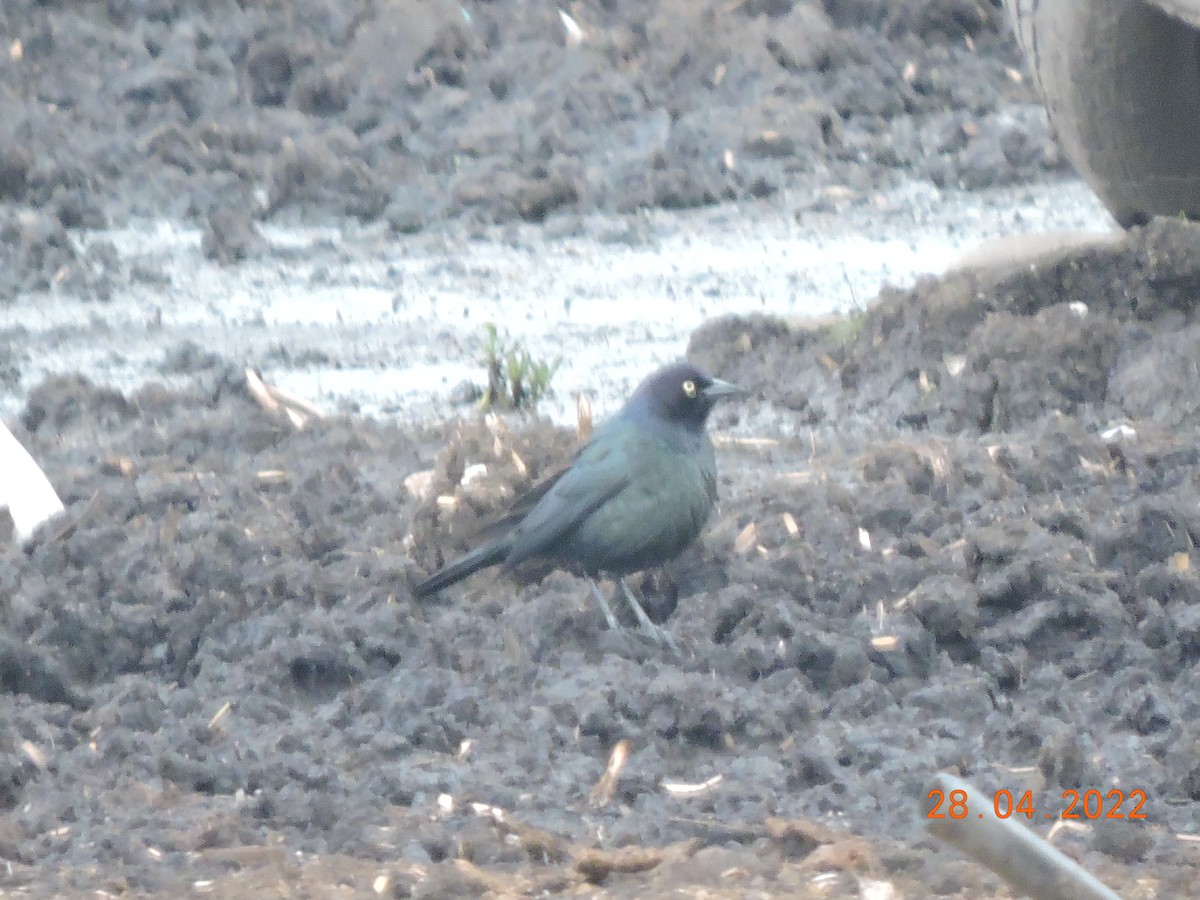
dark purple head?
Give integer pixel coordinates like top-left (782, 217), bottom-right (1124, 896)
top-left (619, 360), bottom-right (745, 432)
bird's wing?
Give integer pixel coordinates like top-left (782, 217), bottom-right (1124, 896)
top-left (558, 431), bottom-right (715, 571)
top-left (471, 465), bottom-right (571, 543)
top-left (501, 437), bottom-right (631, 568)
top-left (412, 464), bottom-right (576, 598)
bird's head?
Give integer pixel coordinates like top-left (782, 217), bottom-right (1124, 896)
top-left (621, 360), bottom-right (745, 432)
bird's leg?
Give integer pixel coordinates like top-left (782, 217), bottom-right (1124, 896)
top-left (618, 578), bottom-right (679, 652)
top-left (587, 577), bottom-right (621, 631)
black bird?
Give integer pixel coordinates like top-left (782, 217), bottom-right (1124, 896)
top-left (412, 360), bottom-right (744, 646)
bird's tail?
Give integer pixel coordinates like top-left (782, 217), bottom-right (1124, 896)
top-left (412, 541), bottom-right (507, 599)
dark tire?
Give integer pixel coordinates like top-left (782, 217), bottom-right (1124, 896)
top-left (1007, 0), bottom-right (1200, 226)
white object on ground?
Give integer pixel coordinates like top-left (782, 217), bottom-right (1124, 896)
top-left (0, 420), bottom-right (65, 543)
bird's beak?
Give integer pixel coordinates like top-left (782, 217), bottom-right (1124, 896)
top-left (702, 378), bottom-right (747, 400)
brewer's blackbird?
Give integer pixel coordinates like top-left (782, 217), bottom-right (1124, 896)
top-left (412, 360), bottom-right (744, 646)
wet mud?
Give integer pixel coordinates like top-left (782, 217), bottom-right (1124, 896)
top-left (6, 220), bottom-right (1200, 896)
top-left (2, 0), bottom-right (1194, 897)
top-left (0, 0), bottom-right (1055, 299)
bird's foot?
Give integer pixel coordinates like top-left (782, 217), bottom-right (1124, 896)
top-left (619, 579), bottom-right (679, 653)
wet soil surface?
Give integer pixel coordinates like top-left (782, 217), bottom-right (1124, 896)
top-left (2, 0), bottom-right (1197, 898)
top-left (0, 0), bottom-right (1054, 299)
top-left (0, 178), bottom-right (1112, 429)
top-left (11, 217), bottom-right (1200, 898)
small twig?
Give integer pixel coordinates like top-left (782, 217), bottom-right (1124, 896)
top-left (590, 739), bottom-right (630, 807)
top-left (576, 393), bottom-right (593, 443)
top-left (245, 368), bottom-right (322, 430)
top-left (662, 774), bottom-right (723, 796)
top-left (207, 700), bottom-right (232, 731)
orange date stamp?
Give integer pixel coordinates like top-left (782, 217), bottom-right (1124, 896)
top-left (926, 787), bottom-right (1147, 821)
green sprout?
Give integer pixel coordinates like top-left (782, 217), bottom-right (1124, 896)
top-left (820, 309), bottom-right (866, 348)
top-left (478, 323), bottom-right (560, 410)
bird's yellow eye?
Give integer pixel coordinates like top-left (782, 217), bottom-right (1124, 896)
top-left (682, 379), bottom-right (697, 398)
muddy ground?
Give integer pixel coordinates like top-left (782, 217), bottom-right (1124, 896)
top-left (2, 0), bottom-right (1197, 897)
